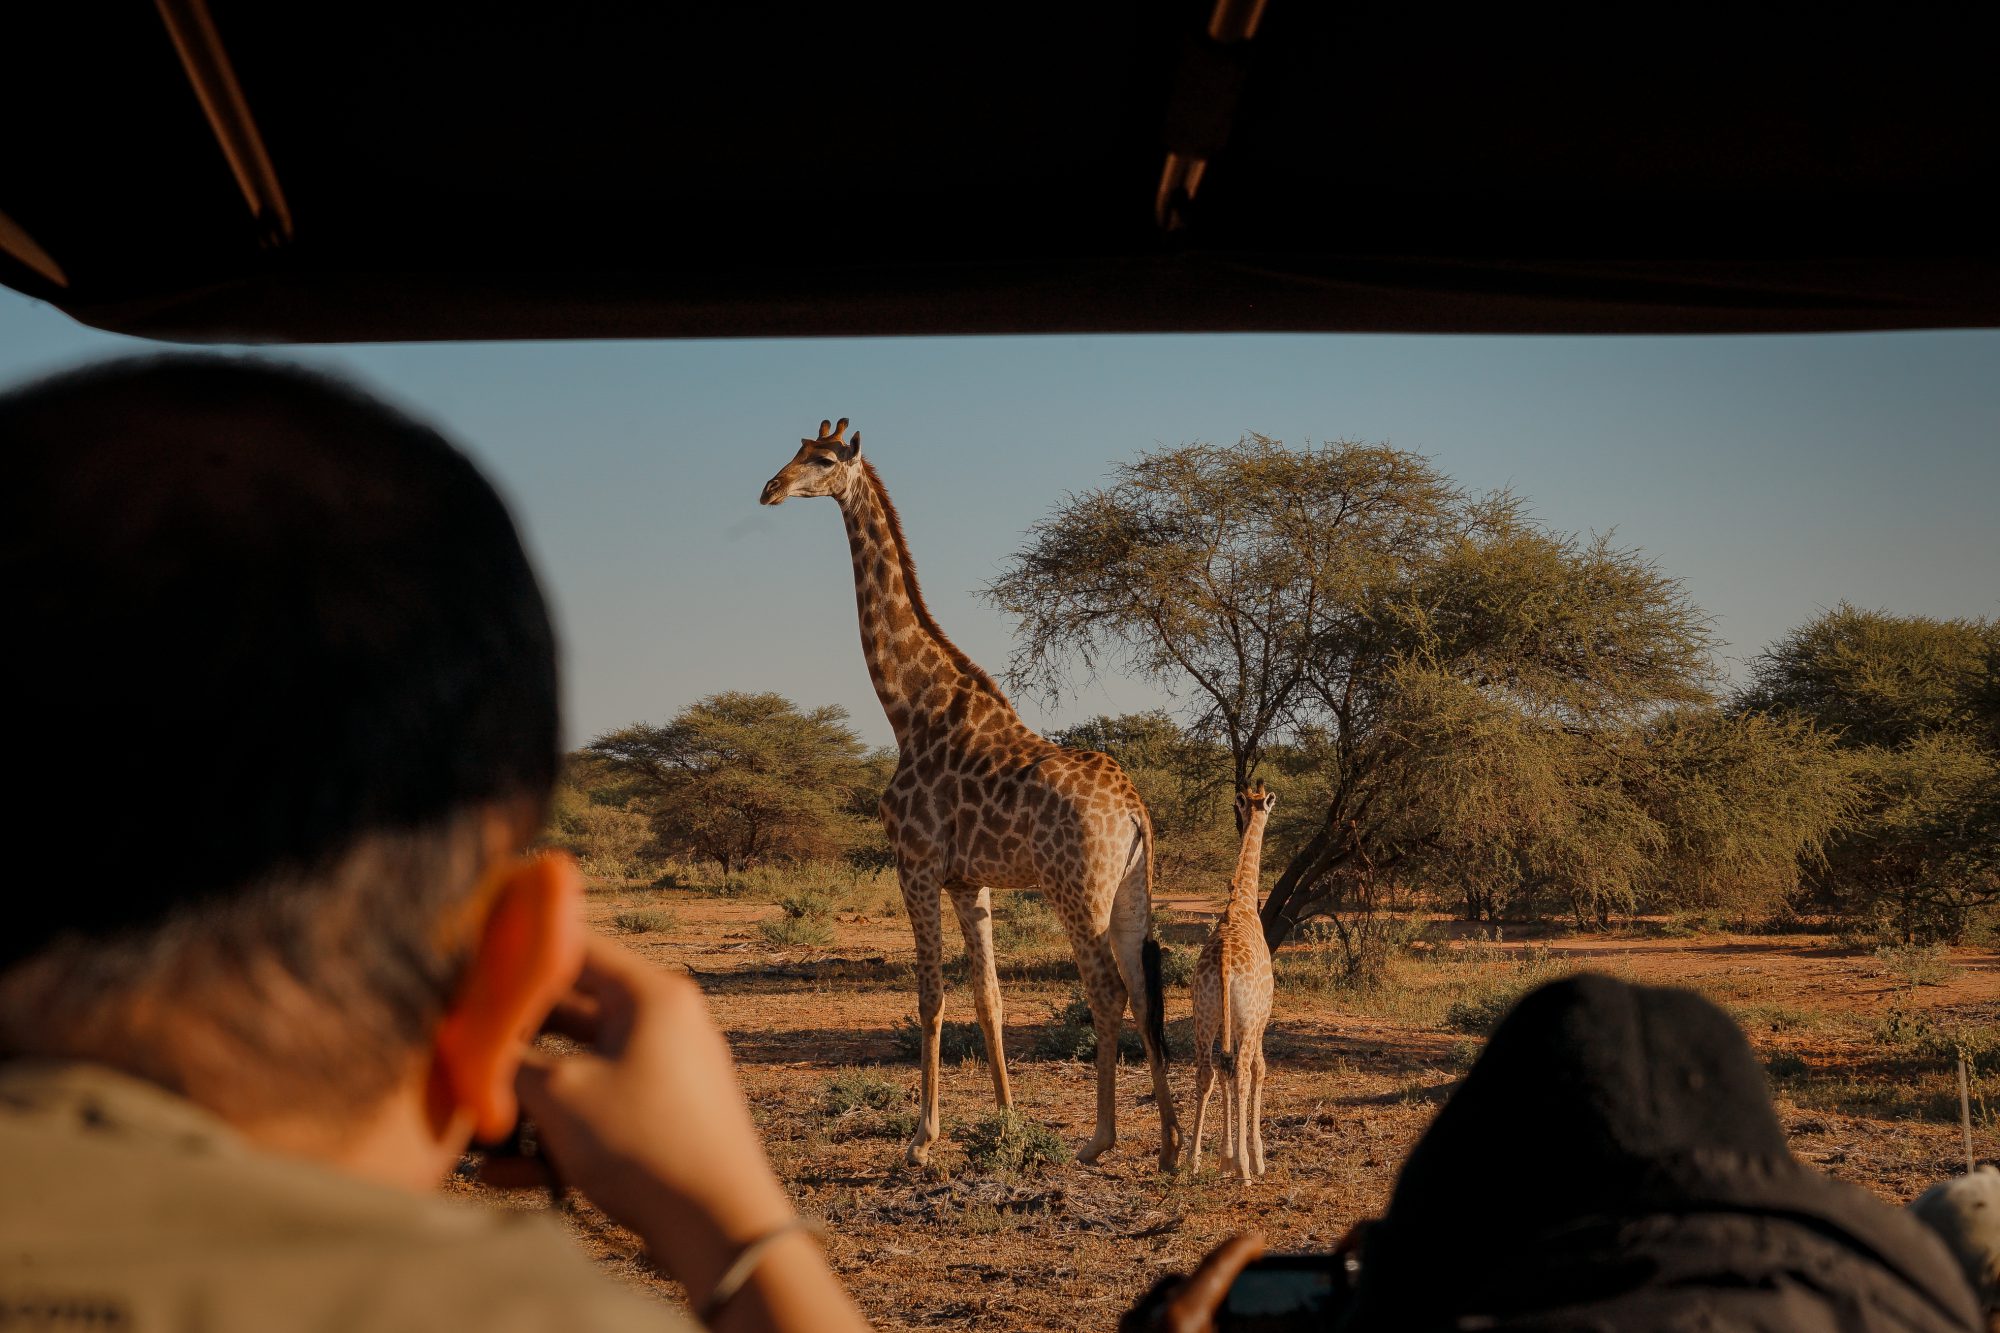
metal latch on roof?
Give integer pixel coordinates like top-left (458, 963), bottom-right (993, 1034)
top-left (154, 0), bottom-right (294, 249)
top-left (1155, 0), bottom-right (1269, 234)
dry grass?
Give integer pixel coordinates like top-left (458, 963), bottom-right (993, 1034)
top-left (461, 867), bottom-right (2000, 1332)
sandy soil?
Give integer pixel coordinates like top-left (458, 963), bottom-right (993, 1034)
top-left (456, 886), bottom-right (2000, 1330)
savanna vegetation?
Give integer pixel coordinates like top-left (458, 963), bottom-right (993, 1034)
top-left (548, 438), bottom-right (1995, 971)
top-left (518, 435), bottom-right (1996, 1330)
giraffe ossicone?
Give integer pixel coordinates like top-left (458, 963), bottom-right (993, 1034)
top-left (760, 417), bottom-right (1181, 1169)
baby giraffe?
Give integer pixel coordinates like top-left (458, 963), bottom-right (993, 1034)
top-left (1186, 783), bottom-right (1278, 1182)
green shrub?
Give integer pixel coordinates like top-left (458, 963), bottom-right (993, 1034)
top-left (1029, 993), bottom-right (1146, 1063)
top-left (610, 908), bottom-right (678, 934)
top-left (1295, 919), bottom-right (1342, 945)
top-left (992, 893), bottom-right (1064, 951)
top-left (1877, 1007), bottom-right (2000, 1076)
top-left (892, 1016), bottom-right (987, 1063)
top-left (760, 914), bottom-right (835, 948)
top-left (820, 1068), bottom-right (903, 1116)
top-left (957, 1109), bottom-right (1071, 1176)
top-left (781, 888), bottom-right (838, 922)
top-left (1871, 943), bottom-right (1957, 988)
top-left (1156, 942), bottom-right (1198, 989)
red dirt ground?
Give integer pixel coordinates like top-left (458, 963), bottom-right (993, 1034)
top-left (455, 886), bottom-right (2000, 1330)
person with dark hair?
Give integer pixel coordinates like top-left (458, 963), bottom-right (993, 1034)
top-left (0, 355), bottom-right (870, 1332)
top-left (1133, 973), bottom-right (1982, 1332)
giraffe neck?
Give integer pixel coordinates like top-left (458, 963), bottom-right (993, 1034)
top-left (1227, 812), bottom-right (1270, 919)
top-left (835, 461), bottom-right (1017, 751)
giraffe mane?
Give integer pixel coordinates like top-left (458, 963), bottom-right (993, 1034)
top-left (860, 458), bottom-right (1008, 702)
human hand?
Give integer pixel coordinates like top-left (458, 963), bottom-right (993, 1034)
top-left (1119, 1232), bottom-right (1267, 1333)
top-left (508, 935), bottom-right (797, 1299)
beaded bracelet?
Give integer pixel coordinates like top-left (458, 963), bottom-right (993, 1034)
top-left (694, 1216), bottom-right (826, 1326)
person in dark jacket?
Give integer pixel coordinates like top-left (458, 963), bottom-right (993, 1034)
top-left (1128, 972), bottom-right (1981, 1332)
top-left (1335, 972), bottom-right (1981, 1331)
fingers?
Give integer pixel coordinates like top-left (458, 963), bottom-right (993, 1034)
top-left (1162, 1231), bottom-right (1267, 1333)
top-left (539, 991), bottom-right (604, 1044)
top-left (513, 1048), bottom-right (569, 1123)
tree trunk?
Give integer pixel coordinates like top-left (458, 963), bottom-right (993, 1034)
top-left (1260, 824), bottom-right (1350, 951)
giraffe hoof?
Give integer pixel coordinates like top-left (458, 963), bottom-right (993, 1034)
top-left (1078, 1135), bottom-right (1114, 1166)
top-left (905, 1135), bottom-right (935, 1168)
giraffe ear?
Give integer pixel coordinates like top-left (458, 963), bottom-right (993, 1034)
top-left (845, 430), bottom-right (862, 459)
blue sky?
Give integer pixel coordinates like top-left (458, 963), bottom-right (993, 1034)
top-left (4, 287), bottom-right (1995, 749)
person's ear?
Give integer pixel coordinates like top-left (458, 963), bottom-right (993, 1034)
top-left (433, 852), bottom-right (585, 1145)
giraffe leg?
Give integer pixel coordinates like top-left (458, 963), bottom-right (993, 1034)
top-left (1250, 1043), bottom-right (1268, 1178)
top-left (1184, 1053), bottom-right (1215, 1173)
top-left (949, 885), bottom-right (1012, 1110)
top-left (899, 865), bottom-right (947, 1167)
top-left (1076, 933), bottom-right (1127, 1165)
top-left (1230, 1045), bottom-right (1256, 1183)
top-left (1218, 1043), bottom-right (1238, 1174)
top-left (1109, 836), bottom-right (1181, 1169)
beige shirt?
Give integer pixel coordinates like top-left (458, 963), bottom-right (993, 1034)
top-left (0, 1061), bottom-right (680, 1332)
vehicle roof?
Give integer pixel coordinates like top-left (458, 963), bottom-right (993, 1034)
top-left (4, 3), bottom-right (1996, 341)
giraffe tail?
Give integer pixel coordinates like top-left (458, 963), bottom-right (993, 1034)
top-left (1220, 948), bottom-right (1235, 1069)
top-left (1142, 935), bottom-right (1167, 1067)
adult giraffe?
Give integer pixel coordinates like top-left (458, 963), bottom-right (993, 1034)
top-left (760, 418), bottom-right (1179, 1169)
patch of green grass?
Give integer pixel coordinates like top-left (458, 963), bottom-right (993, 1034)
top-left (1876, 1007), bottom-right (2000, 1075)
top-left (957, 1108), bottom-right (1071, 1176)
top-left (1156, 942), bottom-right (1198, 989)
top-left (1872, 943), bottom-right (1958, 989)
top-left (1271, 948), bottom-right (1356, 999)
top-left (1777, 1066), bottom-right (2000, 1127)
top-left (820, 1068), bottom-right (902, 1116)
top-left (991, 892), bottom-right (1064, 952)
top-left (1727, 1001), bottom-right (1836, 1038)
top-left (760, 914), bottom-right (835, 948)
top-left (1028, 993), bottom-right (1146, 1063)
top-left (1764, 1050), bottom-right (1810, 1080)
top-left (892, 1016), bottom-right (987, 1063)
top-left (1442, 950), bottom-right (1577, 1036)
top-left (780, 888), bottom-right (837, 922)
top-left (610, 908), bottom-right (679, 934)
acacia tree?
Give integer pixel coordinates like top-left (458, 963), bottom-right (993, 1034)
top-left (1743, 606), bottom-right (2000, 941)
top-left (587, 692), bottom-right (875, 874)
top-left (988, 436), bottom-right (1843, 950)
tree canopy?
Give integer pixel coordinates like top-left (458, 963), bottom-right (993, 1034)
top-left (989, 436), bottom-right (1852, 949)
top-left (1742, 604), bottom-right (1999, 748)
top-left (586, 692), bottom-right (881, 874)
top-left (1743, 606), bottom-right (2000, 941)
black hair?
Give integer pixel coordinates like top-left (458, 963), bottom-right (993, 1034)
top-left (0, 354), bottom-right (559, 1106)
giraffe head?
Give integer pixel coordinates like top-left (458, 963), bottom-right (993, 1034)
top-left (759, 417), bottom-right (862, 505)
top-left (1236, 782), bottom-right (1277, 825)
